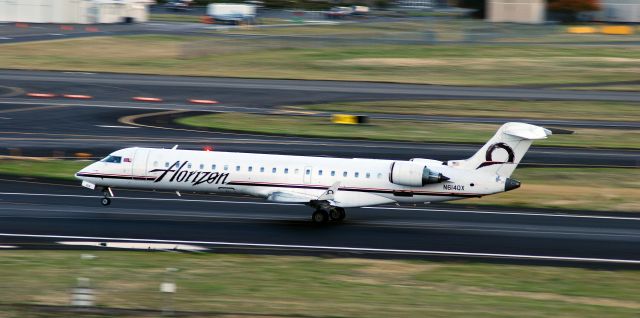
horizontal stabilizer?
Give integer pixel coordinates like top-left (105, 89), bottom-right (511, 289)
top-left (503, 123), bottom-right (552, 140)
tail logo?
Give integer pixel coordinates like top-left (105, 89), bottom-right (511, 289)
top-left (477, 142), bottom-right (515, 169)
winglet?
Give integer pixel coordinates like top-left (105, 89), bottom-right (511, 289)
top-left (171, 145), bottom-right (179, 150)
top-left (318, 182), bottom-right (340, 201)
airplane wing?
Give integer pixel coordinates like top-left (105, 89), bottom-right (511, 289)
top-left (266, 191), bottom-right (317, 204)
top-left (266, 182), bottom-right (341, 205)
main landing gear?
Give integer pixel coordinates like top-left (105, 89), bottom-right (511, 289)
top-left (100, 187), bottom-right (113, 206)
top-left (312, 207), bottom-right (346, 224)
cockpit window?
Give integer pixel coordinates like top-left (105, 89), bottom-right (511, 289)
top-left (101, 155), bottom-right (122, 163)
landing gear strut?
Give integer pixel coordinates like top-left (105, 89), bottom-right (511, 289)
top-left (101, 187), bottom-right (113, 206)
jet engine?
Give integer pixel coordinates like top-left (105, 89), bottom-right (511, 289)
top-left (389, 162), bottom-right (449, 187)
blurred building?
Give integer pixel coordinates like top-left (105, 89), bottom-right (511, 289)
top-left (594, 0), bottom-right (640, 22)
top-left (487, 0), bottom-right (546, 23)
top-left (0, 0), bottom-right (155, 24)
top-left (397, 0), bottom-right (433, 9)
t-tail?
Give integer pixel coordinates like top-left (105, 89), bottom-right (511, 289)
top-left (448, 122), bottom-right (552, 179)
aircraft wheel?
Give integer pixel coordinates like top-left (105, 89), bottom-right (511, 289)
top-left (101, 197), bottom-right (111, 206)
top-left (329, 207), bottom-right (346, 222)
top-left (335, 207), bottom-right (346, 221)
top-left (312, 210), bottom-right (329, 224)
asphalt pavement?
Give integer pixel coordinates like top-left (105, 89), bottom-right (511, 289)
top-left (0, 179), bottom-right (638, 266)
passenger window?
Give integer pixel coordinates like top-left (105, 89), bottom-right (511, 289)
top-left (212, 164), bottom-right (217, 170)
top-left (366, 172), bottom-right (370, 178)
top-left (260, 167), bottom-right (265, 173)
top-left (355, 172), bottom-right (360, 178)
top-left (153, 161), bottom-right (158, 167)
top-left (377, 173), bottom-right (382, 179)
top-left (236, 166), bottom-right (241, 171)
top-left (272, 168), bottom-right (277, 173)
top-left (284, 168), bottom-right (289, 174)
top-left (295, 168), bottom-right (299, 174)
top-left (331, 171), bottom-right (335, 177)
top-left (248, 166), bottom-right (253, 172)
top-left (199, 164), bottom-right (204, 170)
top-left (318, 170), bottom-right (323, 176)
top-left (224, 165), bottom-right (229, 171)
top-left (306, 169), bottom-right (311, 175)
top-left (187, 163), bottom-right (192, 169)
top-left (165, 162), bottom-right (169, 168)
top-left (343, 171), bottom-right (347, 177)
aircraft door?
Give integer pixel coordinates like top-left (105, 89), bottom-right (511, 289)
top-left (303, 166), bottom-right (312, 184)
top-left (131, 148), bottom-right (150, 182)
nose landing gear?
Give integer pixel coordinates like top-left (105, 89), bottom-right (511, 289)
top-left (100, 187), bottom-right (114, 206)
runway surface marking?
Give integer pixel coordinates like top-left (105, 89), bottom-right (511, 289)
top-left (0, 104), bottom-right (68, 114)
top-left (1, 191), bottom-right (639, 221)
top-left (1, 233), bottom-right (638, 264)
top-left (58, 241), bottom-right (208, 251)
top-left (96, 125), bottom-right (139, 129)
top-left (0, 99), bottom-right (263, 113)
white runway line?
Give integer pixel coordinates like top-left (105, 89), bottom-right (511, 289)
top-left (58, 241), bottom-right (207, 251)
top-left (0, 233), bottom-right (638, 264)
top-left (96, 125), bottom-right (139, 129)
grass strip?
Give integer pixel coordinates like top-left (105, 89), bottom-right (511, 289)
top-left (175, 113), bottom-right (640, 149)
top-left (1, 159), bottom-right (637, 212)
top-left (0, 159), bottom-right (90, 181)
top-left (3, 35), bottom-right (640, 85)
top-left (0, 251), bottom-right (638, 317)
top-left (291, 100), bottom-right (640, 122)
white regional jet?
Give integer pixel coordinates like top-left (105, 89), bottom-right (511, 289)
top-left (76, 122), bottom-right (551, 223)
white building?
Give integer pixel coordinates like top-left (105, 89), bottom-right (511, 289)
top-left (0, 0), bottom-right (154, 24)
top-left (487, 0), bottom-right (546, 24)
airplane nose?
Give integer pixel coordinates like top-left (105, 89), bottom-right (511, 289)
top-left (505, 178), bottom-right (521, 192)
top-left (75, 163), bottom-right (94, 180)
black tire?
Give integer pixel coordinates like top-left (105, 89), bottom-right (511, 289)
top-left (312, 210), bottom-right (329, 224)
top-left (335, 207), bottom-right (346, 221)
top-left (101, 197), bottom-right (111, 206)
top-left (329, 208), bottom-right (346, 221)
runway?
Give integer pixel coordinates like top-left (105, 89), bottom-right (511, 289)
top-left (0, 70), bottom-right (637, 266)
top-left (0, 179), bottom-right (638, 266)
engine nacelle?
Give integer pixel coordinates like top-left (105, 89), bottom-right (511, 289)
top-left (389, 162), bottom-right (449, 187)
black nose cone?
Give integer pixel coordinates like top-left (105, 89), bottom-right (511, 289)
top-left (505, 178), bottom-right (521, 192)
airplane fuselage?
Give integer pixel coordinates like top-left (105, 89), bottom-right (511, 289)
top-left (76, 147), bottom-right (509, 208)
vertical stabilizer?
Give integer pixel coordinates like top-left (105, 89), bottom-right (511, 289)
top-left (448, 122), bottom-right (552, 178)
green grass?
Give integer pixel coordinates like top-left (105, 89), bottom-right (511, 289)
top-left (0, 251), bottom-right (638, 317)
top-left (461, 168), bottom-right (640, 212)
top-left (3, 35), bottom-right (640, 85)
top-left (0, 159), bottom-right (90, 181)
top-left (1, 160), bottom-right (638, 212)
top-left (175, 113), bottom-right (640, 149)
top-left (290, 100), bottom-right (640, 122)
